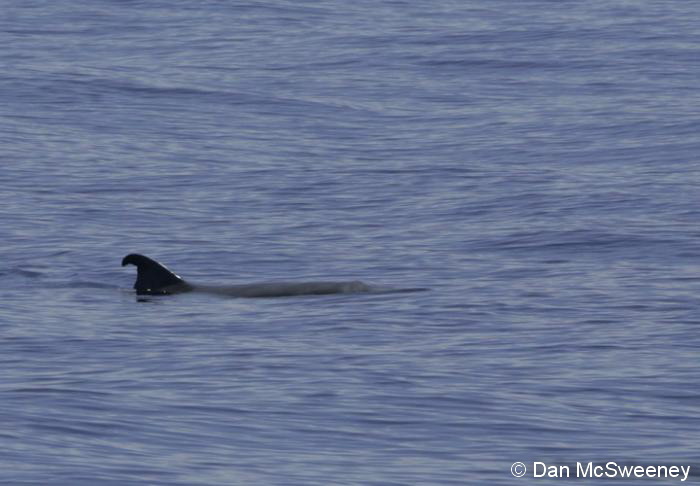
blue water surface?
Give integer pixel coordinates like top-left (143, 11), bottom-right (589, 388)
top-left (2, 1), bottom-right (700, 484)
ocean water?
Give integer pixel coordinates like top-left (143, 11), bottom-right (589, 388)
top-left (2, 1), bottom-right (700, 484)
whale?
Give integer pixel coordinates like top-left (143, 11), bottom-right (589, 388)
top-left (122, 254), bottom-right (426, 298)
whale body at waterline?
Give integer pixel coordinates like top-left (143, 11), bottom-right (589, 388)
top-left (121, 254), bottom-right (426, 298)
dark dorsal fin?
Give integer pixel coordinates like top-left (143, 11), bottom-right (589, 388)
top-left (121, 254), bottom-right (188, 295)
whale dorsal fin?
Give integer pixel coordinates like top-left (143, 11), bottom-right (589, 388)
top-left (121, 254), bottom-right (188, 294)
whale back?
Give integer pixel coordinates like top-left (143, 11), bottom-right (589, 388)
top-left (121, 254), bottom-right (189, 295)
top-left (122, 253), bottom-right (428, 298)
